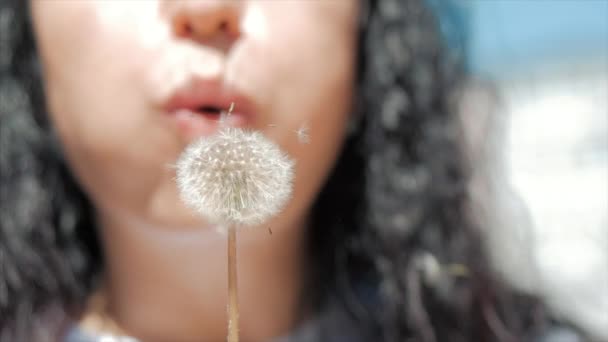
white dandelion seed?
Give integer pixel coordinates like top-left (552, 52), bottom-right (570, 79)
top-left (295, 122), bottom-right (310, 144)
top-left (176, 127), bottom-right (295, 228)
top-left (218, 102), bottom-right (236, 126)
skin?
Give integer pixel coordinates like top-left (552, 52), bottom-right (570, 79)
top-left (31, 1), bottom-right (359, 341)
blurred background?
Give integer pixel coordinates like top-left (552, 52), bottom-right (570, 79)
top-left (431, 1), bottom-right (607, 340)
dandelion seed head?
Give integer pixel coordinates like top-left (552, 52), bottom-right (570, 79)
top-left (176, 127), bottom-right (295, 227)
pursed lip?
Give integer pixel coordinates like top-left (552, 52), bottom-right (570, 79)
top-left (163, 78), bottom-right (256, 140)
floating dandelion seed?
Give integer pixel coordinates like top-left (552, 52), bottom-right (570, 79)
top-left (176, 127), bottom-right (295, 228)
top-left (219, 102), bottom-right (236, 126)
top-left (295, 122), bottom-right (310, 144)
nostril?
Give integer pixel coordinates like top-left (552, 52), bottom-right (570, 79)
top-left (184, 23), bottom-right (194, 35)
top-left (173, 16), bottom-right (193, 37)
top-left (173, 18), bottom-right (234, 42)
top-left (218, 20), bottom-right (228, 33)
top-left (167, 3), bottom-right (242, 45)
top-left (182, 23), bottom-right (193, 36)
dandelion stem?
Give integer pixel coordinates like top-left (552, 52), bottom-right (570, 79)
top-left (227, 226), bottom-right (239, 342)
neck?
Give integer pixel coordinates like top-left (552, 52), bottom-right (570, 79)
top-left (84, 210), bottom-right (307, 342)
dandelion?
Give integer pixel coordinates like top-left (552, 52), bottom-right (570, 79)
top-left (176, 127), bottom-right (295, 228)
top-left (175, 125), bottom-right (295, 342)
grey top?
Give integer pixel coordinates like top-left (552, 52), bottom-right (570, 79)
top-left (64, 318), bottom-right (585, 342)
top-left (63, 304), bottom-right (371, 342)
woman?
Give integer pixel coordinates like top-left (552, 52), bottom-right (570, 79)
top-left (0, 0), bottom-right (571, 341)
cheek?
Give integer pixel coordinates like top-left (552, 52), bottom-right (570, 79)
top-left (32, 2), bottom-right (180, 217)
top-left (34, 4), bottom-right (152, 153)
top-left (257, 5), bottom-right (357, 218)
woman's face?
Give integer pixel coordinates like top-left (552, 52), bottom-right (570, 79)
top-left (31, 0), bottom-right (358, 231)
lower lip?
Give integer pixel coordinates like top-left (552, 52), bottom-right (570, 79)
top-left (170, 109), bottom-right (248, 141)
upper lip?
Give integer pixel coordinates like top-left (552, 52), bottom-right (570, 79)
top-left (164, 78), bottom-right (256, 119)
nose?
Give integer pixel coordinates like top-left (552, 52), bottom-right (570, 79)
top-left (164, 0), bottom-right (242, 45)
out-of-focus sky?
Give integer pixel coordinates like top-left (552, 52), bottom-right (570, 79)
top-left (446, 1), bottom-right (607, 340)
top-left (468, 0), bottom-right (608, 76)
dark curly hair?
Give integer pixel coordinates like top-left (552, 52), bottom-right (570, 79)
top-left (1, 0), bottom-right (548, 341)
